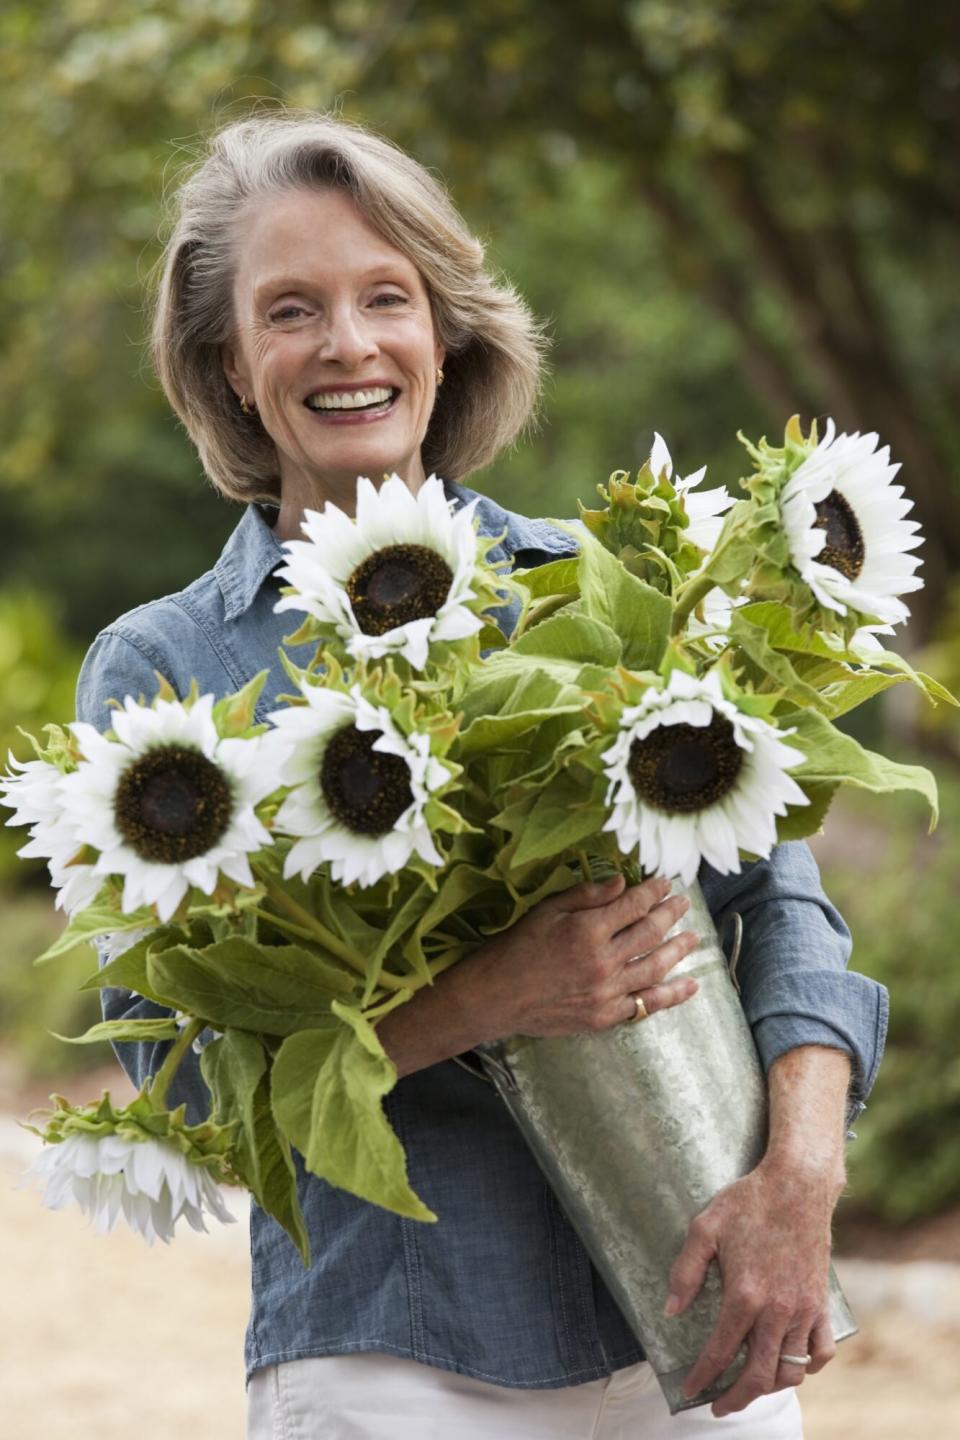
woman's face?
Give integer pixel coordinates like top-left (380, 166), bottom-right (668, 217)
top-left (222, 186), bottom-right (445, 512)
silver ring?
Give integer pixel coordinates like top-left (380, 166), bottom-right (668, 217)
top-left (779, 1352), bottom-right (812, 1366)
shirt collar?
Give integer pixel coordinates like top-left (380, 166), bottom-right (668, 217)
top-left (214, 483), bottom-right (580, 622)
top-left (444, 480), bottom-right (581, 559)
top-left (214, 504), bottom-right (287, 622)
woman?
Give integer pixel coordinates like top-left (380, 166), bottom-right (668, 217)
top-left (77, 112), bottom-right (886, 1439)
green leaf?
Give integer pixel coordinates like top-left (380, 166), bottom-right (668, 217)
top-left (736, 603), bottom-right (850, 659)
top-left (280, 613), bottom-right (326, 648)
top-left (271, 1008), bottom-right (436, 1223)
top-left (212, 670), bottom-right (269, 735)
top-left (702, 502), bottom-right (760, 586)
top-left (34, 904), bottom-right (155, 965)
top-left (458, 655), bottom-right (585, 724)
top-left (457, 704), bottom-right (584, 759)
top-left (512, 556), bottom-right (580, 599)
top-left (202, 1029), bottom-right (310, 1265)
top-left (775, 782), bottom-right (839, 842)
top-left (362, 879), bottom-right (435, 1004)
top-left (852, 645), bottom-right (960, 708)
top-left (729, 611), bottom-right (828, 708)
top-left (510, 611), bottom-right (621, 666)
top-left (510, 770), bottom-right (606, 865)
top-left (52, 1017), bottom-right (182, 1045)
top-left (783, 710), bottom-right (939, 827)
top-left (403, 864), bottom-right (501, 979)
top-left (575, 528), bottom-right (672, 670)
top-left (819, 671), bottom-right (907, 719)
top-left (476, 621), bottom-right (509, 652)
top-left (78, 924), bottom-right (183, 997)
top-left (147, 938), bottom-right (358, 1035)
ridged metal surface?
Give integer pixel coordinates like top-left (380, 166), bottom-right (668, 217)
top-left (476, 878), bottom-right (856, 1413)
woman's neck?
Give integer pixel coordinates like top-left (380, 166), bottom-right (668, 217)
top-left (273, 457), bottom-right (428, 542)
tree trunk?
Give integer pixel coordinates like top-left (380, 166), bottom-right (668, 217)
top-left (708, 156), bottom-right (958, 626)
top-left (634, 176), bottom-right (818, 423)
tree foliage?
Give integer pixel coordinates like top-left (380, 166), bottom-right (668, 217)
top-left (1, 1), bottom-right (957, 639)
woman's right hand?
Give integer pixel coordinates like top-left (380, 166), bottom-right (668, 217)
top-left (462, 872), bottom-right (700, 1043)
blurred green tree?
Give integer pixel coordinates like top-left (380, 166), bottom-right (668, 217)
top-left (352, 0), bottom-right (960, 617)
top-left (0, 593), bottom-right (83, 881)
top-left (1, 0), bottom-right (957, 639)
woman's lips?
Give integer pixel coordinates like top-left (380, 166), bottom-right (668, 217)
top-left (303, 391), bottom-right (400, 425)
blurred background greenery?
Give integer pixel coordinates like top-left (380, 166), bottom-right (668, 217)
top-left (1, 0), bottom-right (958, 1230)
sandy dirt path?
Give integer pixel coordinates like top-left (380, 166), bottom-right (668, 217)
top-left (3, 1107), bottom-right (959, 1439)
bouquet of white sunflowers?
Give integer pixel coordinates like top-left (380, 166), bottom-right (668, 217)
top-left (4, 416), bottom-right (953, 1266)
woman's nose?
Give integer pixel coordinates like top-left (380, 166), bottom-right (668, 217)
top-left (317, 305), bottom-right (378, 366)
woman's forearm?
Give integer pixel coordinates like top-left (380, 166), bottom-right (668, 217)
top-left (376, 959), bottom-right (491, 1080)
top-left (761, 1044), bottom-right (852, 1193)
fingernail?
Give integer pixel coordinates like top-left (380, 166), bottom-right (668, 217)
top-left (664, 1293), bottom-right (681, 1316)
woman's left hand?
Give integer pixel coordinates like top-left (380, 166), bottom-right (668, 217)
top-left (665, 1157), bottom-right (842, 1417)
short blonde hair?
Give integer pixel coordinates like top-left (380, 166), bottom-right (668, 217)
top-left (150, 110), bottom-right (549, 502)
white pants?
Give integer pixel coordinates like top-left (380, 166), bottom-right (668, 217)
top-left (246, 1351), bottom-right (803, 1439)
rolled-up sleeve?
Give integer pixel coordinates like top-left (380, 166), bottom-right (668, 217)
top-left (699, 840), bottom-right (889, 1134)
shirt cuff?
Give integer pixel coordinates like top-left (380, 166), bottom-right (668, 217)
top-left (746, 969), bottom-right (890, 1136)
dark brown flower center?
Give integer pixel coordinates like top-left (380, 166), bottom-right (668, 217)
top-left (627, 714), bottom-right (744, 813)
top-left (320, 725), bottom-right (414, 834)
top-left (114, 746), bottom-right (233, 863)
top-left (346, 543), bottom-right (454, 636)
top-left (812, 489), bottom-right (865, 581)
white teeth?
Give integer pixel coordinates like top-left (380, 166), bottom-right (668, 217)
top-left (306, 387), bottom-right (395, 410)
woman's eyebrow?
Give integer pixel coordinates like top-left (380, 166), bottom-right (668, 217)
top-left (254, 265), bottom-right (414, 299)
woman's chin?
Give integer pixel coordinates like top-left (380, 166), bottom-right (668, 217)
top-left (292, 445), bottom-right (419, 498)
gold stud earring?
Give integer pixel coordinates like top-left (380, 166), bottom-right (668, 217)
top-left (436, 367), bottom-right (445, 387)
top-left (239, 394), bottom-right (256, 415)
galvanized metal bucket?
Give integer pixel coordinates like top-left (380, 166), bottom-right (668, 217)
top-left (469, 878), bottom-right (857, 1413)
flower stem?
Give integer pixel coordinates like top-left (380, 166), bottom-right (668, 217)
top-left (252, 907), bottom-right (324, 946)
top-left (261, 880), bottom-right (364, 969)
top-left (362, 988), bottom-right (414, 1022)
top-left (255, 894), bottom-right (412, 993)
top-left (148, 1018), bottom-right (206, 1111)
top-left (517, 591), bottom-right (575, 635)
top-left (671, 571), bottom-right (718, 636)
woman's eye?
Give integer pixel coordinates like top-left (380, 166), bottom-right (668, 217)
top-left (270, 306), bottom-right (305, 322)
top-left (372, 293), bottom-right (406, 307)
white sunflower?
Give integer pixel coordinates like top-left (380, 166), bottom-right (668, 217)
top-left (20, 1131), bottom-right (235, 1245)
top-left (600, 668), bottom-right (809, 884)
top-left (267, 680), bottom-right (454, 888)
top-left (60, 695), bottom-right (276, 922)
top-left (780, 419), bottom-right (923, 627)
top-left (649, 432), bottom-right (736, 552)
top-left (0, 754), bottom-right (101, 914)
top-left (274, 473), bottom-right (506, 670)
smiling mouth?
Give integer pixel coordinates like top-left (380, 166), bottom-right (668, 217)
top-left (304, 387), bottom-right (400, 415)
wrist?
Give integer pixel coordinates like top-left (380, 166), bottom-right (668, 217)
top-left (759, 1143), bottom-right (846, 1200)
top-left (454, 933), bottom-right (515, 1048)
top-left (376, 949), bottom-right (498, 1080)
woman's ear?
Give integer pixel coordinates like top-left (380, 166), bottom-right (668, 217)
top-left (221, 341), bottom-right (251, 401)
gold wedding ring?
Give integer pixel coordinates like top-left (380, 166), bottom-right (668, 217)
top-left (627, 994), bottom-right (648, 1024)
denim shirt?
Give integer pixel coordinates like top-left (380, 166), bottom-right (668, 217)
top-left (75, 482), bottom-right (888, 1390)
